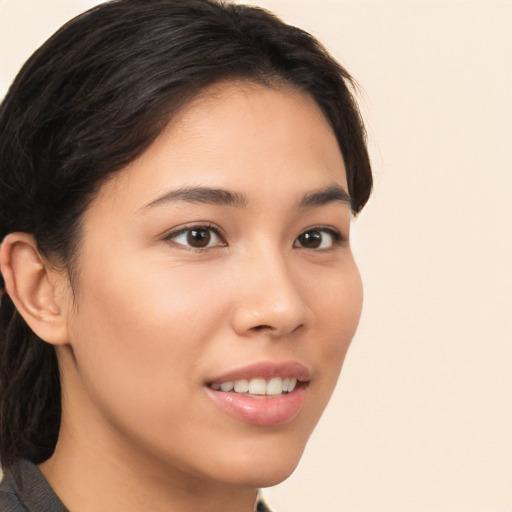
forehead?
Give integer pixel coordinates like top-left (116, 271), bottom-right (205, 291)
top-left (90, 81), bottom-right (347, 214)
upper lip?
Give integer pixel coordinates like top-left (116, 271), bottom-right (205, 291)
top-left (207, 361), bottom-right (311, 384)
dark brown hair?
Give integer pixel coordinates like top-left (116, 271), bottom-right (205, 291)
top-left (0, 0), bottom-right (372, 469)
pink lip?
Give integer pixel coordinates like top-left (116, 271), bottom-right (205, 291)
top-left (205, 386), bottom-right (307, 426)
top-left (204, 361), bottom-right (310, 426)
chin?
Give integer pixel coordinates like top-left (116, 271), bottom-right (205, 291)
top-left (248, 462), bottom-right (302, 488)
top-left (219, 460), bottom-right (302, 489)
top-left (205, 434), bottom-right (308, 488)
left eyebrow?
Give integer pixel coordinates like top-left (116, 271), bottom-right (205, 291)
top-left (141, 186), bottom-right (248, 210)
top-left (298, 183), bottom-right (351, 209)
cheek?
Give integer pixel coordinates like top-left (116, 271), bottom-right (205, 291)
top-left (309, 256), bottom-right (363, 344)
top-left (305, 259), bottom-right (363, 397)
top-left (323, 275), bottom-right (363, 361)
top-left (65, 257), bottom-right (226, 424)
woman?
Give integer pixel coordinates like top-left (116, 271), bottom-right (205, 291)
top-left (0, 0), bottom-right (372, 510)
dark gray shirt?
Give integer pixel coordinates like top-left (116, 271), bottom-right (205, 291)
top-left (0, 459), bottom-right (274, 511)
top-left (0, 459), bottom-right (67, 511)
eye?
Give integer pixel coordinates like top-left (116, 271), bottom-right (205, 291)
top-left (165, 225), bottom-right (226, 249)
top-left (293, 228), bottom-right (342, 250)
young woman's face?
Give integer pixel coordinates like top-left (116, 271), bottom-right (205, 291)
top-left (58, 83), bottom-right (363, 487)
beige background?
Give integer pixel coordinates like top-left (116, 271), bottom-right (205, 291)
top-left (1, 1), bottom-right (511, 511)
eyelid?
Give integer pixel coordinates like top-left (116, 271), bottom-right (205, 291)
top-left (160, 223), bottom-right (347, 251)
top-left (162, 223), bottom-right (227, 249)
top-left (294, 226), bottom-right (348, 249)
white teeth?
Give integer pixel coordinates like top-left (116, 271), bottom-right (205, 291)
top-left (248, 378), bottom-right (267, 395)
top-left (266, 377), bottom-right (283, 395)
top-left (211, 377), bottom-right (299, 396)
top-left (234, 379), bottom-right (249, 393)
top-left (220, 381), bottom-right (234, 392)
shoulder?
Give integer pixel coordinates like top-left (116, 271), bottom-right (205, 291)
top-left (0, 468), bottom-right (29, 512)
top-left (0, 460), bottom-right (67, 512)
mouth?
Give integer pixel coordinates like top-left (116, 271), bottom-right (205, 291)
top-left (208, 376), bottom-right (300, 397)
top-left (204, 362), bottom-right (310, 426)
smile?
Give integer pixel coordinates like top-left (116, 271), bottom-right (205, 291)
top-left (209, 377), bottom-right (298, 396)
top-left (205, 362), bottom-right (310, 425)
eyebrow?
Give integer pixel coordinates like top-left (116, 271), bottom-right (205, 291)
top-left (298, 183), bottom-right (351, 209)
top-left (142, 186), bottom-right (248, 209)
top-left (142, 183), bottom-right (351, 210)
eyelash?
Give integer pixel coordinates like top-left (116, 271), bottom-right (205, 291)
top-left (163, 223), bottom-right (226, 251)
top-left (162, 224), bottom-right (346, 251)
top-left (293, 227), bottom-right (346, 250)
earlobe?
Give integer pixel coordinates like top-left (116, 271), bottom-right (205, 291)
top-left (0, 232), bottom-right (70, 345)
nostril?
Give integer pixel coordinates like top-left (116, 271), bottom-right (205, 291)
top-left (251, 324), bottom-right (272, 332)
top-left (250, 323), bottom-right (305, 335)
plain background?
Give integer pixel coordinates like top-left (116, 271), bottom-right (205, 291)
top-left (1, 1), bottom-right (511, 511)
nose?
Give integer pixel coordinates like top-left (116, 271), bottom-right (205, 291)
top-left (230, 251), bottom-right (313, 338)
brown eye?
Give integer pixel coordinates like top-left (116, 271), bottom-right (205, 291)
top-left (296, 230), bottom-right (322, 248)
top-left (167, 225), bottom-right (225, 249)
top-left (187, 229), bottom-right (211, 248)
top-left (294, 229), bottom-right (341, 250)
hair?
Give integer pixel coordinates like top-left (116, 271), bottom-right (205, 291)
top-left (0, 0), bottom-right (372, 469)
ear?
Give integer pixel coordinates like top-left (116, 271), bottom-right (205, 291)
top-left (0, 232), bottom-right (70, 345)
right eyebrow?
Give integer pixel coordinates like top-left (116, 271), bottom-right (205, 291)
top-left (141, 186), bottom-right (248, 210)
top-left (298, 183), bottom-right (352, 210)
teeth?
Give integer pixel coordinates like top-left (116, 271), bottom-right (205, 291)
top-left (248, 378), bottom-right (266, 395)
top-left (211, 377), bottom-right (299, 396)
top-left (266, 377), bottom-right (283, 395)
top-left (220, 381), bottom-right (234, 392)
top-left (234, 379), bottom-right (249, 393)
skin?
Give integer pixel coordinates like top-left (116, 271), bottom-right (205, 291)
top-left (2, 82), bottom-right (363, 512)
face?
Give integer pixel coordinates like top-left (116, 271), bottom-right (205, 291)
top-left (57, 82), bottom-right (363, 488)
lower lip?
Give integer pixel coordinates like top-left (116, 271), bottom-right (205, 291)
top-left (205, 386), bottom-right (307, 426)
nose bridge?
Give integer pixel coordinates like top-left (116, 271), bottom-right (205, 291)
top-left (231, 244), bottom-right (311, 337)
